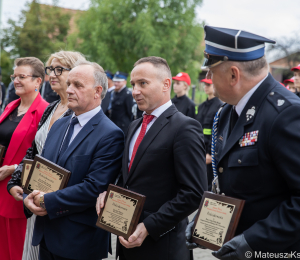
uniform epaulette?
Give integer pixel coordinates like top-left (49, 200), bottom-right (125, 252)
top-left (266, 91), bottom-right (291, 113)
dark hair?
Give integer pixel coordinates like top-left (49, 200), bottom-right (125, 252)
top-left (14, 57), bottom-right (45, 87)
top-left (134, 56), bottom-right (172, 80)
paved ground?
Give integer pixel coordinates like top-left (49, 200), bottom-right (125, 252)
top-left (106, 211), bottom-right (215, 260)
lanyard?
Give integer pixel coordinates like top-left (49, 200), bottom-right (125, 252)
top-left (211, 106), bottom-right (224, 194)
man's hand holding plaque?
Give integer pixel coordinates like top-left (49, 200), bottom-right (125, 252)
top-left (96, 184), bottom-right (146, 247)
top-left (188, 191), bottom-right (245, 251)
top-left (24, 190), bottom-right (48, 216)
top-left (23, 155), bottom-right (71, 195)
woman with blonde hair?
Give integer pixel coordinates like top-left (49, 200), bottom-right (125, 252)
top-left (7, 51), bottom-right (86, 260)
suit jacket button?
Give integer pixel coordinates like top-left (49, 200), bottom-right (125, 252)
top-left (219, 167), bottom-right (223, 173)
top-left (215, 152), bottom-right (218, 155)
top-left (238, 159), bottom-right (242, 164)
top-left (270, 92), bottom-right (274, 96)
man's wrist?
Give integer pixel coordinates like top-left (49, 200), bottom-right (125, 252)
top-left (40, 194), bottom-right (46, 209)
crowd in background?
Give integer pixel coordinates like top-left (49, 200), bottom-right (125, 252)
top-left (0, 48), bottom-right (300, 260)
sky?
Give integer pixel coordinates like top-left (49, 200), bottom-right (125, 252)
top-left (1, 0), bottom-right (299, 60)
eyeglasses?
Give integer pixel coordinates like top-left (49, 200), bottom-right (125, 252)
top-left (45, 66), bottom-right (71, 76)
top-left (10, 74), bottom-right (39, 81)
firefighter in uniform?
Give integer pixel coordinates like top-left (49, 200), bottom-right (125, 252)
top-left (171, 72), bottom-right (195, 118)
top-left (196, 78), bottom-right (223, 191)
top-left (186, 25), bottom-right (300, 259)
top-left (110, 71), bottom-right (134, 136)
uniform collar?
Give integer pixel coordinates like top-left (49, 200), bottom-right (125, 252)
top-left (117, 85), bottom-right (126, 93)
top-left (107, 86), bottom-right (115, 93)
top-left (235, 74), bottom-right (268, 116)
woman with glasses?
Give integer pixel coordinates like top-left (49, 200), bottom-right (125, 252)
top-left (0, 57), bottom-right (49, 260)
top-left (7, 51), bottom-right (86, 260)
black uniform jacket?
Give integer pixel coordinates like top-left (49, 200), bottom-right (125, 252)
top-left (110, 87), bottom-right (133, 136)
top-left (172, 95), bottom-right (195, 118)
top-left (117, 104), bottom-right (207, 260)
top-left (215, 74), bottom-right (300, 253)
top-left (196, 97), bottom-right (223, 154)
top-left (101, 90), bottom-right (111, 115)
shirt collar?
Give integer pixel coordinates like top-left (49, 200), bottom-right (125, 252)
top-left (73, 106), bottom-right (101, 127)
top-left (143, 100), bottom-right (172, 119)
top-left (108, 86), bottom-right (115, 92)
top-left (117, 85), bottom-right (126, 93)
top-left (235, 74), bottom-right (268, 116)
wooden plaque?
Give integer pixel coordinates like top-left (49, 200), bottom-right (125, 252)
top-left (96, 184), bottom-right (146, 240)
top-left (23, 155), bottom-right (71, 195)
top-left (192, 191), bottom-right (245, 251)
top-left (21, 159), bottom-right (33, 189)
top-left (0, 144), bottom-right (6, 165)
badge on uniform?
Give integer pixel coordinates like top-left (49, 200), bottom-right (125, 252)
top-left (239, 131), bottom-right (259, 147)
top-left (246, 106), bottom-right (255, 121)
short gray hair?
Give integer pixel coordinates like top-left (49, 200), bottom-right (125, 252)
top-left (237, 56), bottom-right (268, 77)
top-left (74, 60), bottom-right (108, 99)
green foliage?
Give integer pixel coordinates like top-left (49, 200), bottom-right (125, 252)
top-left (2, 0), bottom-right (71, 62)
top-left (72, 0), bottom-right (204, 84)
top-left (0, 50), bottom-right (14, 87)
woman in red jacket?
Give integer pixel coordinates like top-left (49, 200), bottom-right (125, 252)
top-left (0, 57), bottom-right (49, 260)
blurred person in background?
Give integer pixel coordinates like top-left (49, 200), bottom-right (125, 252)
top-left (283, 77), bottom-right (295, 93)
top-left (171, 72), bottom-right (195, 118)
top-left (196, 78), bottom-right (223, 190)
top-left (101, 70), bottom-right (115, 116)
top-left (0, 57), bottom-right (49, 260)
top-left (291, 64), bottom-right (300, 95)
top-left (3, 67), bottom-right (20, 109)
top-left (0, 67), bottom-right (6, 110)
top-left (7, 51), bottom-right (86, 260)
top-left (110, 71), bottom-right (134, 136)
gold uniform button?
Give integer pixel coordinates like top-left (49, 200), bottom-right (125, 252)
top-left (238, 159), bottom-right (242, 164)
top-left (219, 167), bottom-right (223, 173)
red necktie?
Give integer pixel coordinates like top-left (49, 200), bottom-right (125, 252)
top-left (128, 114), bottom-right (154, 172)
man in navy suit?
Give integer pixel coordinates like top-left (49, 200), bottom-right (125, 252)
top-left (24, 61), bottom-right (124, 260)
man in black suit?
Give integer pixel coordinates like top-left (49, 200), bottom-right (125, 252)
top-left (187, 25), bottom-right (300, 259)
top-left (97, 56), bottom-right (207, 260)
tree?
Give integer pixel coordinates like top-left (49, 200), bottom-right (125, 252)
top-left (71, 0), bottom-right (204, 83)
top-left (2, 0), bottom-right (71, 62)
top-left (267, 33), bottom-right (300, 69)
top-left (0, 50), bottom-right (14, 87)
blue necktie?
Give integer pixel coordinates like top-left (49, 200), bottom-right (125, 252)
top-left (59, 117), bottom-right (79, 157)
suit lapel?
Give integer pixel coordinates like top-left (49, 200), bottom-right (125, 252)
top-left (52, 118), bottom-right (71, 164)
top-left (4, 95), bottom-right (42, 165)
top-left (218, 74), bottom-right (276, 162)
top-left (0, 99), bottom-right (20, 124)
top-left (125, 105), bottom-right (177, 185)
top-left (57, 110), bottom-right (103, 167)
top-left (122, 118), bottom-right (143, 184)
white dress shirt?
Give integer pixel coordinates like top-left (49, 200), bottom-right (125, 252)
top-left (128, 100), bottom-right (172, 166)
top-left (235, 74), bottom-right (268, 116)
top-left (69, 106), bottom-right (101, 144)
